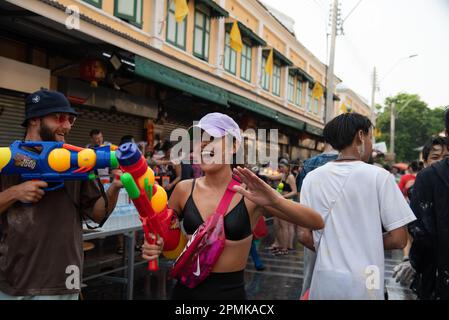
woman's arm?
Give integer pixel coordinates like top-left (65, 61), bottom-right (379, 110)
top-left (233, 167), bottom-right (324, 230)
top-left (297, 227), bottom-right (315, 251)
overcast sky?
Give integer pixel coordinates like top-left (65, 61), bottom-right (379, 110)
top-left (262, 0), bottom-right (449, 109)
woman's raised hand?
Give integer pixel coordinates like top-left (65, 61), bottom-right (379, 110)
top-left (232, 166), bottom-right (283, 207)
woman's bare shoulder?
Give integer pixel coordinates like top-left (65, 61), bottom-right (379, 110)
top-left (174, 179), bottom-right (195, 194)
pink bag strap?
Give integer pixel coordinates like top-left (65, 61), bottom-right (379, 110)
top-left (215, 175), bottom-right (241, 216)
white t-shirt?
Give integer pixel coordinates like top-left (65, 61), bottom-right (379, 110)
top-left (300, 161), bottom-right (416, 300)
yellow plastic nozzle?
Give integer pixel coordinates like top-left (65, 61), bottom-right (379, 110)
top-left (151, 184), bottom-right (168, 214)
top-left (0, 147), bottom-right (12, 172)
top-left (138, 168), bottom-right (155, 190)
top-left (48, 148), bottom-right (71, 172)
top-left (78, 148), bottom-right (97, 168)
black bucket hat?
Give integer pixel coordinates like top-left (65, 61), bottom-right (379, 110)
top-left (22, 89), bottom-right (78, 127)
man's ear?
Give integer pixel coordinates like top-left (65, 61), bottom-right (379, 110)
top-left (28, 117), bottom-right (40, 127)
top-left (355, 130), bottom-right (363, 145)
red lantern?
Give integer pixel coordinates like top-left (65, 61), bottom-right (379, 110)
top-left (79, 58), bottom-right (106, 87)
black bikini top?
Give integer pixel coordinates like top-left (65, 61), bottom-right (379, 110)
top-left (180, 179), bottom-right (252, 241)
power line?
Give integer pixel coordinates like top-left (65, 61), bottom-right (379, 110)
top-left (312, 0), bottom-right (326, 13)
top-left (342, 0), bottom-right (363, 24)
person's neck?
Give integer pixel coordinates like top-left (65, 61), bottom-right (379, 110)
top-left (337, 147), bottom-right (361, 162)
top-left (203, 167), bottom-right (233, 190)
top-left (25, 130), bottom-right (42, 141)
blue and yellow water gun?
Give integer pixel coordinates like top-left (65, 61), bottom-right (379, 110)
top-left (0, 141), bottom-right (118, 191)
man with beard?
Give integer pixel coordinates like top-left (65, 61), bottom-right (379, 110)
top-left (0, 90), bottom-right (143, 300)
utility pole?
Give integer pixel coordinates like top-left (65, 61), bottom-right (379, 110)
top-left (370, 67), bottom-right (377, 124)
top-left (325, 0), bottom-right (339, 124)
top-left (370, 67), bottom-right (377, 143)
top-left (390, 102), bottom-right (396, 161)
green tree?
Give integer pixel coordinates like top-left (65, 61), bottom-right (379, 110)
top-left (376, 93), bottom-right (445, 162)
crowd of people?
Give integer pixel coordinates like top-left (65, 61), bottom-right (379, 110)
top-left (1, 89), bottom-right (449, 300)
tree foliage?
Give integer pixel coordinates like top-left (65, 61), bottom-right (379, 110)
top-left (375, 93), bottom-right (445, 162)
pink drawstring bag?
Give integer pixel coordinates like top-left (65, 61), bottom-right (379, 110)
top-left (169, 176), bottom-right (241, 288)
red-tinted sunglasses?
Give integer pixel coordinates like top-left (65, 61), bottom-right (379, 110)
top-left (46, 113), bottom-right (77, 125)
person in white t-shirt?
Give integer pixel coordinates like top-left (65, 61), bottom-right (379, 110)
top-left (300, 113), bottom-right (416, 300)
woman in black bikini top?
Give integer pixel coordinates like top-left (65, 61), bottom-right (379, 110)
top-left (142, 112), bottom-right (324, 300)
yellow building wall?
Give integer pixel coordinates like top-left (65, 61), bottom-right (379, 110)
top-left (309, 66), bottom-right (323, 83)
top-left (45, 0), bottom-right (332, 124)
top-left (103, 0), bottom-right (114, 16)
top-left (289, 50), bottom-right (306, 70)
top-left (225, 0), bottom-right (259, 32)
top-left (263, 27), bottom-right (286, 54)
top-left (56, 0), bottom-right (149, 43)
top-left (161, 0), bottom-right (218, 73)
top-left (222, 73), bottom-right (255, 91)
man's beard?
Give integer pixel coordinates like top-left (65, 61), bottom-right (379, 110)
top-left (39, 122), bottom-right (59, 141)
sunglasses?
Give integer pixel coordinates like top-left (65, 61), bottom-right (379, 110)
top-left (46, 113), bottom-right (77, 125)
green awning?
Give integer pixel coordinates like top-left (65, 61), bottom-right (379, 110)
top-left (304, 123), bottom-right (323, 136)
top-left (135, 55), bottom-right (323, 136)
top-left (197, 0), bottom-right (229, 18)
top-left (134, 56), bottom-right (229, 106)
top-left (276, 113), bottom-right (306, 131)
top-left (263, 48), bottom-right (293, 67)
top-left (229, 93), bottom-right (310, 133)
top-left (225, 22), bottom-right (267, 47)
top-left (289, 67), bottom-right (314, 83)
top-left (228, 93), bottom-right (277, 119)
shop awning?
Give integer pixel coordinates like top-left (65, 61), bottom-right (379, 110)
top-left (304, 123), bottom-right (324, 136)
top-left (134, 56), bottom-right (229, 106)
top-left (276, 113), bottom-right (306, 131)
top-left (135, 55), bottom-right (324, 137)
top-left (225, 21), bottom-right (266, 47)
top-left (228, 93), bottom-right (314, 134)
top-left (228, 92), bottom-right (277, 119)
top-left (263, 48), bottom-right (293, 67)
top-left (289, 67), bottom-right (314, 84)
top-left (197, 0), bottom-right (229, 18)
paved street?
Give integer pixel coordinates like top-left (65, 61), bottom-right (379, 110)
top-left (82, 227), bottom-right (416, 300)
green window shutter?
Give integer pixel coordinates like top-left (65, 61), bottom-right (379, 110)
top-left (166, 0), bottom-right (186, 49)
top-left (307, 88), bottom-right (312, 112)
top-left (83, 0), bottom-right (102, 8)
top-left (224, 32), bottom-right (236, 75)
top-left (114, 0), bottom-right (142, 28)
top-left (240, 43), bottom-right (252, 82)
top-left (295, 79), bottom-right (303, 107)
top-left (193, 4), bottom-right (211, 61)
top-left (288, 74), bottom-right (295, 102)
top-left (133, 0), bottom-right (143, 27)
top-left (272, 64), bottom-right (281, 96)
top-left (115, 0), bottom-right (136, 22)
top-left (261, 57), bottom-right (270, 91)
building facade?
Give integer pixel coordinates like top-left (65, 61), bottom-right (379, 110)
top-left (335, 83), bottom-right (371, 118)
top-left (0, 0), bottom-right (346, 161)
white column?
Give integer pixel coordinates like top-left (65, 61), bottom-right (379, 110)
top-left (282, 46), bottom-right (290, 106)
top-left (255, 21), bottom-right (264, 93)
top-left (149, 0), bottom-right (165, 49)
top-left (214, 0), bottom-right (226, 76)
